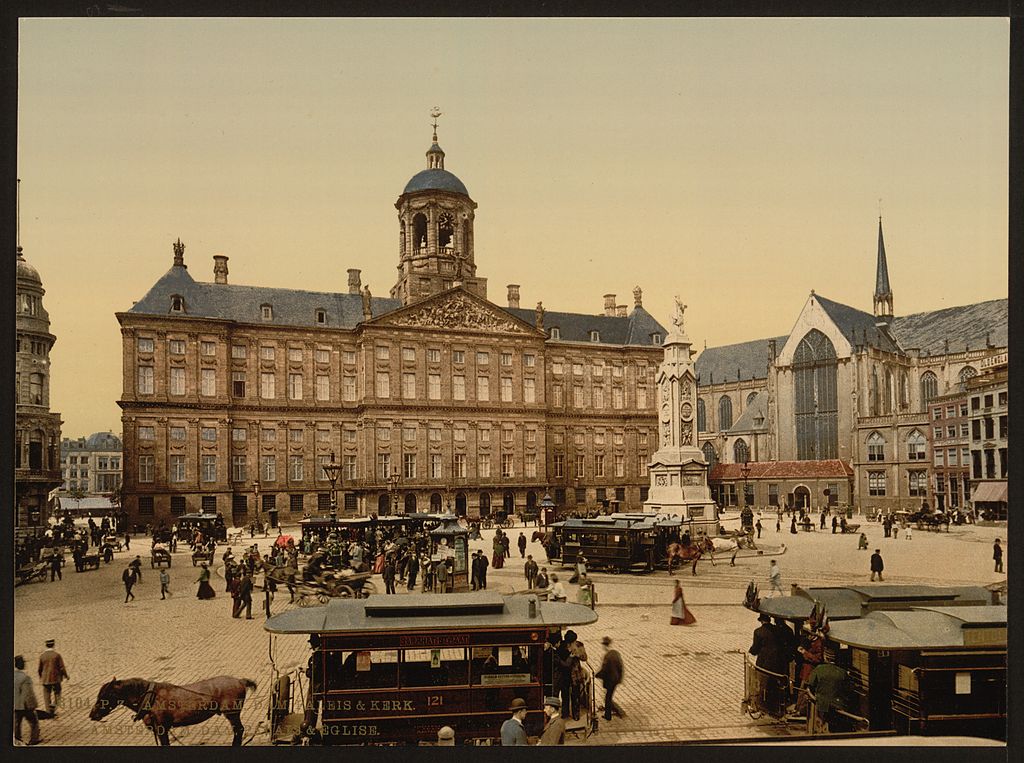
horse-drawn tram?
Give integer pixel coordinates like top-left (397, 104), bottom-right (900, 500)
top-left (743, 585), bottom-right (1006, 741)
top-left (264, 592), bottom-right (597, 745)
top-left (549, 515), bottom-right (683, 573)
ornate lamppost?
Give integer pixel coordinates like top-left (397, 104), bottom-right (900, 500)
top-left (389, 466), bottom-right (401, 517)
top-left (323, 451), bottom-right (341, 522)
top-left (252, 477), bottom-right (261, 527)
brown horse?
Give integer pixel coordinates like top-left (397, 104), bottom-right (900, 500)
top-left (90, 675), bottom-right (257, 745)
top-left (666, 537), bottom-right (716, 576)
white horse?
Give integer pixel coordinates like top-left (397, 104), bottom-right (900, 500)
top-left (710, 537), bottom-right (739, 553)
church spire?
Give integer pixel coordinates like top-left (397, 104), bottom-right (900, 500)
top-left (426, 106), bottom-right (445, 170)
top-left (873, 215), bottom-right (893, 321)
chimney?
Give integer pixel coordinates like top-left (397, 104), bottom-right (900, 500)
top-left (507, 284), bottom-right (521, 309)
top-left (348, 269), bottom-right (362, 295)
top-left (603, 294), bottom-right (616, 316)
top-left (616, 305), bottom-right (627, 317)
top-left (213, 255), bottom-right (229, 284)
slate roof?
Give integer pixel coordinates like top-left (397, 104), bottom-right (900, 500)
top-left (890, 299), bottom-right (1007, 355)
top-left (126, 265), bottom-right (402, 328)
top-left (728, 390), bottom-right (769, 434)
top-left (709, 460), bottom-right (853, 480)
top-left (63, 432), bottom-right (122, 452)
top-left (813, 294), bottom-right (902, 353)
top-left (403, 168), bottom-right (470, 197)
top-left (506, 305), bottom-right (667, 347)
top-left (694, 336), bottom-right (786, 385)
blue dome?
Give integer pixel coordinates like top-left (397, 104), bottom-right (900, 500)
top-left (403, 169), bottom-right (469, 196)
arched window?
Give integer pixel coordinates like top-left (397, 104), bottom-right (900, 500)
top-left (702, 442), bottom-right (717, 472)
top-left (29, 372), bottom-right (43, 405)
top-left (746, 391), bottom-right (758, 406)
top-left (430, 493), bottom-right (442, 512)
top-left (404, 493), bottom-right (417, 513)
top-left (696, 398), bottom-right (706, 432)
top-left (718, 396), bottom-right (733, 430)
top-left (734, 439), bottom-right (749, 464)
top-left (455, 493), bottom-right (467, 517)
top-left (919, 371), bottom-right (938, 411)
top-left (884, 369), bottom-right (893, 414)
top-left (503, 491), bottom-right (515, 513)
top-left (377, 494), bottom-right (389, 514)
top-left (793, 329), bottom-right (838, 459)
top-left (899, 371), bottom-right (909, 408)
top-left (413, 213), bottom-right (428, 249)
top-left (478, 492), bottom-right (491, 518)
top-left (958, 366), bottom-right (977, 391)
top-left (907, 430), bottom-right (927, 461)
top-left (867, 432), bottom-right (886, 461)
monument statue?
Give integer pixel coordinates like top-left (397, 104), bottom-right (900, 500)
top-left (672, 295), bottom-right (687, 330)
top-left (535, 301), bottom-right (545, 331)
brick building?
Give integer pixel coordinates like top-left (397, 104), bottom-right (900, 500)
top-left (117, 129), bottom-right (666, 528)
top-left (60, 431), bottom-right (123, 495)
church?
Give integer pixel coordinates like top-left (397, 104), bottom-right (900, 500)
top-left (117, 125), bottom-right (667, 528)
top-left (694, 221), bottom-right (1007, 514)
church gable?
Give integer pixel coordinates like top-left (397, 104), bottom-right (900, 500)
top-left (368, 288), bottom-right (541, 336)
top-left (776, 293), bottom-right (855, 366)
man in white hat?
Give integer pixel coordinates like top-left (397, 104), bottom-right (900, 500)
top-left (38, 639), bottom-right (68, 717)
top-left (500, 697), bottom-right (530, 746)
top-left (537, 696), bottom-right (566, 745)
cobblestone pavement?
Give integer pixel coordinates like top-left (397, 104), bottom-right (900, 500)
top-left (13, 515), bottom-right (1006, 746)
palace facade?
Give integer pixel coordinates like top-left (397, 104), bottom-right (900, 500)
top-left (117, 130), bottom-right (666, 527)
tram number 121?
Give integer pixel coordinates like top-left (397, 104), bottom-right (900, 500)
top-left (427, 695), bottom-right (443, 707)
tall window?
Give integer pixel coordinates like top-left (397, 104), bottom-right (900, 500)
top-left (696, 399), bottom-right (706, 432)
top-left (636, 385), bottom-right (648, 409)
top-left (376, 371), bottom-right (390, 398)
top-left (428, 373), bottom-right (441, 400)
top-left (343, 455), bottom-right (357, 481)
top-left (524, 378), bottom-right (536, 403)
top-left (201, 368), bottom-right (216, 396)
top-left (453, 374), bottom-right (466, 401)
top-left (575, 454), bottom-right (585, 478)
top-left (170, 455), bottom-right (186, 482)
top-left (403, 453), bottom-right (416, 480)
top-left (594, 454), bottom-right (605, 477)
top-left (883, 369), bottom-right (893, 414)
top-left (899, 371), bottom-right (909, 408)
top-left (907, 430), bottom-right (927, 461)
top-left (137, 366), bottom-right (154, 395)
top-left (525, 453), bottom-right (537, 478)
top-left (316, 374), bottom-right (330, 401)
top-left (288, 373), bottom-right (303, 400)
top-left (614, 454), bottom-right (625, 477)
top-left (231, 455), bottom-right (247, 482)
top-left (867, 432), bottom-right (886, 461)
top-left (342, 374), bottom-right (357, 401)
top-left (733, 439), bottom-right (749, 464)
top-left (261, 455), bottom-right (276, 482)
top-left (201, 455), bottom-right (216, 482)
top-left (139, 455), bottom-right (154, 483)
top-left (430, 453), bottom-right (442, 479)
top-left (793, 329), bottom-right (838, 460)
top-left (611, 386), bottom-right (623, 409)
top-left (702, 442), bottom-right (717, 472)
top-left (718, 396), bottom-right (733, 430)
top-left (402, 373), bottom-right (416, 399)
top-left (289, 455), bottom-right (303, 482)
top-left (232, 371), bottom-right (246, 397)
top-left (454, 453), bottom-right (466, 478)
top-left (500, 377), bottom-right (513, 402)
top-left (593, 386), bottom-right (604, 409)
top-left (919, 371), bottom-right (938, 412)
top-left (477, 375), bottom-right (490, 402)
top-left (168, 367), bottom-right (185, 396)
top-left (260, 372), bottom-right (276, 399)
top-left (378, 453), bottom-right (391, 481)
top-left (501, 453), bottom-right (514, 478)
top-left (478, 454), bottom-right (491, 478)
top-left (573, 385), bottom-right (584, 408)
top-left (553, 454), bottom-right (565, 478)
top-left (868, 470), bottom-right (886, 496)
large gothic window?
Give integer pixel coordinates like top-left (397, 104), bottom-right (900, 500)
top-left (870, 367), bottom-right (880, 416)
top-left (718, 396), bottom-right (733, 430)
top-left (734, 439), bottom-right (749, 464)
top-left (919, 371), bottom-right (938, 412)
top-left (884, 370), bottom-right (894, 415)
top-left (702, 442), bottom-right (717, 472)
top-left (899, 371), bottom-right (909, 409)
top-left (793, 329), bottom-right (838, 460)
top-left (958, 366), bottom-right (977, 391)
top-left (696, 399), bottom-right (706, 432)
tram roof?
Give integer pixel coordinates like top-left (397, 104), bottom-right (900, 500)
top-left (555, 515), bottom-right (679, 530)
top-left (299, 514), bottom-right (447, 527)
top-left (264, 592), bottom-right (598, 634)
top-left (826, 606), bottom-right (1007, 649)
top-left (757, 585), bottom-right (993, 621)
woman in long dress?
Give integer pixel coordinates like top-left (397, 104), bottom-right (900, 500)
top-left (492, 532), bottom-right (505, 569)
top-left (196, 562), bottom-right (216, 599)
top-left (670, 579), bottom-right (695, 625)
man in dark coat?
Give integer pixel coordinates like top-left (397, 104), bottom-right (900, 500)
top-left (49, 549), bottom-right (63, 582)
top-left (122, 564), bottom-right (137, 603)
top-left (870, 549), bottom-right (884, 581)
top-left (535, 567), bottom-right (549, 591)
top-left (406, 552), bottom-right (419, 591)
top-left (477, 551), bottom-right (489, 590)
top-left (831, 515), bottom-right (838, 534)
top-left (517, 532), bottom-right (527, 558)
top-left (524, 555), bottom-right (539, 589)
top-left (553, 631), bottom-right (578, 719)
top-left (749, 614), bottom-right (788, 675)
top-left (235, 572), bottom-right (253, 619)
top-left (470, 551), bottom-right (482, 591)
top-left (382, 556), bottom-right (397, 594)
top-left (993, 539), bottom-right (1003, 573)
top-left (595, 636), bottom-right (625, 721)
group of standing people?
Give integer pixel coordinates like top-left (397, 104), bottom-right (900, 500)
top-left (14, 640), bottom-right (70, 746)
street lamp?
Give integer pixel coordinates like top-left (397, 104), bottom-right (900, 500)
top-left (323, 451), bottom-right (342, 522)
top-left (740, 462), bottom-right (751, 508)
top-left (389, 466), bottom-right (401, 516)
top-left (252, 477), bottom-right (262, 528)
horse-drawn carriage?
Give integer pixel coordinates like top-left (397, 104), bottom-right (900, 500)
top-left (15, 560), bottom-right (50, 586)
top-left (101, 534), bottom-right (123, 552)
top-left (192, 547), bottom-right (215, 566)
top-left (151, 543), bottom-right (172, 568)
top-left (295, 570), bottom-right (377, 607)
top-left (177, 512), bottom-right (228, 544)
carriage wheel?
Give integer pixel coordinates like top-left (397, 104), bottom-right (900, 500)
top-left (335, 585), bottom-right (355, 599)
top-left (316, 591), bottom-right (331, 604)
top-left (361, 581), bottom-right (377, 598)
top-left (296, 593), bottom-right (319, 607)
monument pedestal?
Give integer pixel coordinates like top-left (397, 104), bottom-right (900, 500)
top-left (644, 452), bottom-right (720, 536)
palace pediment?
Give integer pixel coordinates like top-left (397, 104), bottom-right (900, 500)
top-left (369, 289), bottom-right (541, 335)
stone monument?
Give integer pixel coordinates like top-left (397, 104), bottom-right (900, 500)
top-left (642, 296), bottom-right (720, 535)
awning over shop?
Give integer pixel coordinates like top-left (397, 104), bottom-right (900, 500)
top-left (971, 481), bottom-right (1007, 503)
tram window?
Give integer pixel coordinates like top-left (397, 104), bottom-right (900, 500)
top-left (326, 650), bottom-right (399, 690)
top-left (581, 532), bottom-right (603, 545)
top-left (471, 646), bottom-right (537, 685)
top-left (400, 648), bottom-right (468, 687)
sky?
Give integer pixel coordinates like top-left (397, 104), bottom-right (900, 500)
top-left (17, 17), bottom-right (1008, 439)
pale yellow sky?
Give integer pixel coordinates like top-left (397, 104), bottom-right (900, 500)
top-left (17, 18), bottom-right (1008, 438)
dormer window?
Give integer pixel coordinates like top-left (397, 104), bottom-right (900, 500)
top-left (315, 309), bottom-right (327, 325)
top-left (261, 304), bottom-right (273, 320)
top-left (170, 295), bottom-right (185, 313)
top-left (651, 333), bottom-right (662, 345)
top-left (590, 331), bottom-right (600, 343)
top-left (549, 327), bottom-right (560, 340)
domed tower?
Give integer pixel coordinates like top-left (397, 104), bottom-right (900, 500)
top-left (392, 111), bottom-right (486, 304)
top-left (15, 237), bottom-right (64, 528)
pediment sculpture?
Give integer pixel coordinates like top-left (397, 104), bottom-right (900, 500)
top-left (386, 293), bottom-right (531, 333)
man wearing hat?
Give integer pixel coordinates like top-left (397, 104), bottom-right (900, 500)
top-left (500, 697), bottom-right (530, 745)
top-left (749, 612), bottom-right (789, 710)
top-left (38, 639), bottom-right (68, 718)
top-left (595, 636), bottom-right (625, 721)
top-left (537, 696), bottom-right (566, 745)
top-left (14, 655), bottom-right (42, 745)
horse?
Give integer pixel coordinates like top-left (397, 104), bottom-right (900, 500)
top-left (531, 529), bottom-right (548, 544)
top-left (90, 675), bottom-right (257, 746)
top-left (666, 537), bottom-right (716, 575)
